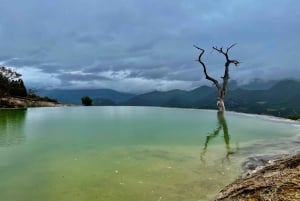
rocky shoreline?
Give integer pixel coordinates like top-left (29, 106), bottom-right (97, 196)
top-left (215, 153), bottom-right (300, 201)
top-left (0, 97), bottom-right (69, 108)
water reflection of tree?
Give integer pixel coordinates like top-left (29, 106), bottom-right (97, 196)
top-left (200, 112), bottom-right (238, 161)
top-left (0, 109), bottom-right (27, 146)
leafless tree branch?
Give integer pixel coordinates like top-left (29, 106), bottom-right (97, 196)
top-left (227, 43), bottom-right (237, 53)
top-left (194, 45), bottom-right (221, 90)
top-left (213, 44), bottom-right (240, 67)
top-left (194, 44), bottom-right (239, 112)
top-left (212, 44), bottom-right (240, 98)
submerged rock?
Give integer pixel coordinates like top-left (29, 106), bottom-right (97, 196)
top-left (241, 154), bottom-right (288, 177)
top-left (215, 153), bottom-right (300, 201)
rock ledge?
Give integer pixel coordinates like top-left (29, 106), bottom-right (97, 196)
top-left (215, 153), bottom-right (300, 201)
top-left (0, 97), bottom-right (67, 108)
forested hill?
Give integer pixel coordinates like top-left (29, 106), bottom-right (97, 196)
top-left (38, 89), bottom-right (135, 105)
top-left (37, 79), bottom-right (300, 118)
top-left (123, 80), bottom-right (300, 118)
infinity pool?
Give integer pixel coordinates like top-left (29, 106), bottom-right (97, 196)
top-left (0, 107), bottom-right (299, 201)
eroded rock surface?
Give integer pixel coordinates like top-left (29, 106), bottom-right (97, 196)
top-left (215, 153), bottom-right (300, 201)
top-left (0, 97), bottom-right (66, 108)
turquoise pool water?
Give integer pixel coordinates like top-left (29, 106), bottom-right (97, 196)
top-left (0, 107), bottom-right (299, 201)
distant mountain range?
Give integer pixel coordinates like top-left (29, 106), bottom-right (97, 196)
top-left (38, 89), bottom-right (135, 105)
top-left (123, 80), bottom-right (300, 116)
top-left (38, 79), bottom-right (300, 118)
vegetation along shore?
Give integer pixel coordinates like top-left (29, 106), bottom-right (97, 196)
top-left (0, 66), bottom-right (65, 108)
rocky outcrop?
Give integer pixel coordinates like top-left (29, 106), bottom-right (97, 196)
top-left (0, 97), bottom-right (66, 108)
top-left (215, 153), bottom-right (300, 201)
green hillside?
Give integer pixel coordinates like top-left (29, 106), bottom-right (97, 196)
top-left (36, 79), bottom-right (300, 118)
top-left (123, 79), bottom-right (300, 118)
top-left (38, 89), bottom-right (135, 105)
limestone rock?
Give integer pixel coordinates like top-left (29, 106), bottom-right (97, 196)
top-left (215, 153), bottom-right (300, 201)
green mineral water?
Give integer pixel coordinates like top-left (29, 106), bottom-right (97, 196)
top-left (0, 107), bottom-right (299, 201)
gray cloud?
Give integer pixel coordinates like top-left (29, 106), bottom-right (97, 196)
top-left (0, 0), bottom-right (299, 92)
top-left (57, 72), bottom-right (111, 82)
top-left (4, 58), bottom-right (43, 67)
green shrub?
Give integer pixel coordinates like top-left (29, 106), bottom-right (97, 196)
top-left (81, 96), bottom-right (93, 106)
top-left (287, 115), bottom-right (300, 120)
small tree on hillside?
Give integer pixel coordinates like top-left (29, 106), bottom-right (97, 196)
top-left (194, 44), bottom-right (240, 113)
top-left (81, 96), bottom-right (93, 106)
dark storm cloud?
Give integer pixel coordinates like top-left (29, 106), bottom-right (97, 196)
top-left (38, 64), bottom-right (66, 74)
top-left (0, 0), bottom-right (299, 91)
top-left (57, 72), bottom-right (111, 82)
top-left (4, 58), bottom-right (43, 67)
top-left (0, 56), bottom-right (10, 61)
top-left (76, 35), bottom-right (99, 46)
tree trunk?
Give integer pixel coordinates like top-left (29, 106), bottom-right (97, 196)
top-left (217, 97), bottom-right (225, 113)
top-left (217, 89), bottom-right (226, 112)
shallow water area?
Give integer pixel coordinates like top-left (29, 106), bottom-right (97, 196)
top-left (0, 107), bottom-right (299, 201)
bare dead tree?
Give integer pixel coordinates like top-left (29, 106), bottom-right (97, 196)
top-left (194, 44), bottom-right (239, 112)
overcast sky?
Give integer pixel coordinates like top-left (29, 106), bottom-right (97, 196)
top-left (0, 0), bottom-right (299, 93)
